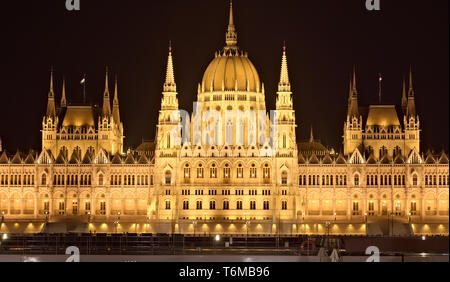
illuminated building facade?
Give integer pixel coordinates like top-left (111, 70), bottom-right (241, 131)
top-left (0, 3), bottom-right (448, 235)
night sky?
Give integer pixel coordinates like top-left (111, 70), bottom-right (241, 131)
top-left (0, 0), bottom-right (448, 153)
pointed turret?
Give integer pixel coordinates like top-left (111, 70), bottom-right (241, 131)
top-left (46, 69), bottom-right (56, 117)
top-left (102, 67), bottom-right (111, 116)
top-left (401, 78), bottom-right (407, 115)
top-left (113, 75), bottom-right (121, 124)
top-left (225, 0), bottom-right (238, 49)
top-left (347, 68), bottom-right (359, 118)
top-left (61, 78), bottom-right (67, 108)
top-left (406, 68), bottom-right (416, 117)
top-left (163, 42), bottom-right (177, 93)
top-left (278, 43), bottom-right (291, 93)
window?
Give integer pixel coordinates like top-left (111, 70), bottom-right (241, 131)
top-left (100, 201), bottom-right (106, 215)
top-left (98, 174), bottom-right (104, 186)
top-left (250, 164), bottom-right (257, 178)
top-left (250, 201), bottom-right (256, 210)
top-left (184, 165), bottom-right (190, 179)
top-left (183, 200), bottom-right (189, 210)
top-left (209, 201), bottom-right (216, 210)
top-left (352, 201), bottom-right (359, 215)
top-left (165, 171), bottom-right (172, 185)
top-left (196, 200), bottom-right (202, 210)
top-left (223, 200), bottom-right (229, 210)
top-left (85, 201), bottom-right (91, 212)
top-left (210, 164), bottom-right (217, 178)
top-left (281, 171), bottom-right (288, 185)
top-left (223, 164), bottom-right (231, 179)
top-left (197, 165), bottom-right (204, 178)
top-left (236, 201), bottom-right (243, 210)
top-left (236, 164), bottom-right (244, 178)
top-left (412, 175), bottom-right (418, 186)
top-left (282, 200), bottom-right (287, 210)
top-left (263, 164), bottom-right (270, 179)
top-left (165, 201), bottom-right (171, 210)
top-left (263, 201), bottom-right (270, 210)
top-left (354, 174), bottom-right (359, 186)
top-left (41, 174), bottom-right (47, 186)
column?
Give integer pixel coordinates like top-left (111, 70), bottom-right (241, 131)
top-left (347, 198), bottom-right (351, 221)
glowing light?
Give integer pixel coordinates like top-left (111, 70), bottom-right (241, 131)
top-left (215, 234), bottom-right (221, 241)
top-left (2, 233), bottom-right (8, 240)
top-left (422, 235), bottom-right (426, 241)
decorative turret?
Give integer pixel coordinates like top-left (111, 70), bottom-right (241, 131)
top-left (163, 42), bottom-right (177, 93)
top-left (157, 43), bottom-right (180, 150)
top-left (225, 0), bottom-right (238, 49)
top-left (276, 44), bottom-right (296, 151)
top-left (278, 43), bottom-right (291, 93)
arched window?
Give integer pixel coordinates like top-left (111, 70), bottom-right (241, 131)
top-left (41, 174), bottom-right (47, 186)
top-left (223, 200), bottom-right (229, 210)
top-left (183, 164), bottom-right (190, 179)
top-left (165, 171), bottom-right (172, 185)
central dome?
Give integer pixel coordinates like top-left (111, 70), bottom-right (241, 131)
top-left (202, 49), bottom-right (261, 92)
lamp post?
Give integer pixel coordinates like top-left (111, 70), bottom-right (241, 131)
top-left (193, 220), bottom-right (197, 237)
top-left (245, 220), bottom-right (250, 247)
top-left (364, 212), bottom-right (368, 236)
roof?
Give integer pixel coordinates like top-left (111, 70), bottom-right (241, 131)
top-left (62, 106), bottom-right (95, 127)
top-left (202, 49), bottom-right (260, 92)
top-left (366, 105), bottom-right (401, 127)
top-left (298, 140), bottom-right (329, 157)
top-left (136, 141), bottom-right (155, 152)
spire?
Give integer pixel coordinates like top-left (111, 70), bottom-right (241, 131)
top-left (225, 0), bottom-right (238, 49)
top-left (408, 67), bottom-right (415, 97)
top-left (309, 126), bottom-right (314, 143)
top-left (406, 67), bottom-right (416, 118)
top-left (401, 77), bottom-right (407, 115)
top-left (46, 68), bottom-right (56, 117)
top-left (278, 42), bottom-right (291, 92)
top-left (61, 77), bottom-right (67, 108)
top-left (102, 67), bottom-right (111, 116)
top-left (352, 67), bottom-right (357, 95)
top-left (113, 75), bottom-right (121, 124)
top-left (163, 42), bottom-right (177, 93)
top-left (347, 68), bottom-right (359, 118)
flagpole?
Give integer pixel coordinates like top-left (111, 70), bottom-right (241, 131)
top-left (83, 74), bottom-right (86, 104)
top-left (378, 73), bottom-right (382, 104)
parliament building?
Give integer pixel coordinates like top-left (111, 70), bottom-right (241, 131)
top-left (0, 3), bottom-right (448, 235)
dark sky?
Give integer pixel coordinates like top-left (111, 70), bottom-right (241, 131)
top-left (0, 0), bottom-right (448, 153)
